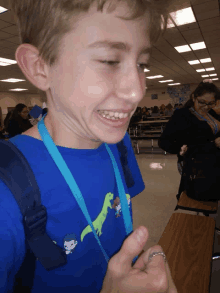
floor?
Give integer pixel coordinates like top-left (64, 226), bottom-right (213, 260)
top-left (131, 139), bottom-right (220, 293)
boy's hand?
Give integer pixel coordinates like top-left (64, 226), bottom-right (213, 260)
top-left (101, 226), bottom-right (177, 293)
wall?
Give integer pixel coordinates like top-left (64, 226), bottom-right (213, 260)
top-left (139, 81), bottom-right (220, 109)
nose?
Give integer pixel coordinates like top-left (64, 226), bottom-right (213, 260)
top-left (115, 66), bottom-right (145, 104)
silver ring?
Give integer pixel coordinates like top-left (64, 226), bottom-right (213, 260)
top-left (148, 252), bottom-right (167, 263)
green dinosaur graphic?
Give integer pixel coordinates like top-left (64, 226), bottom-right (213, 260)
top-left (81, 192), bottom-right (114, 242)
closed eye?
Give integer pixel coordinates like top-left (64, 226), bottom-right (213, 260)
top-left (99, 60), bottom-right (119, 66)
top-left (138, 63), bottom-right (150, 71)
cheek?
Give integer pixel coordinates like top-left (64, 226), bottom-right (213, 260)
top-left (78, 72), bottom-right (113, 106)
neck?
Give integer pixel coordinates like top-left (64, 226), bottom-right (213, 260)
top-left (43, 113), bottom-right (103, 150)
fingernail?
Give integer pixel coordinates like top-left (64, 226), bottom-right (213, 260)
top-left (136, 227), bottom-right (145, 242)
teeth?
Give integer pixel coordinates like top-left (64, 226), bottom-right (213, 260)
top-left (98, 110), bottom-right (129, 120)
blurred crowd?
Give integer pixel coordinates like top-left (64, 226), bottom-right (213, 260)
top-left (0, 103), bottom-right (47, 140)
top-left (129, 103), bottom-right (181, 126)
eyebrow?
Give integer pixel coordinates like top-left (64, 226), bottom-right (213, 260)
top-left (88, 40), bottom-right (152, 55)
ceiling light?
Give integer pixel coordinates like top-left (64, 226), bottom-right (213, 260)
top-left (144, 68), bottom-right (150, 72)
top-left (205, 67), bottom-right (215, 71)
top-left (190, 42), bottom-right (206, 51)
top-left (200, 58), bottom-right (211, 63)
top-left (174, 45), bottom-right (191, 53)
top-left (0, 62), bottom-right (11, 66)
top-left (146, 75), bottom-right (164, 79)
top-left (196, 69), bottom-right (205, 72)
top-left (170, 7), bottom-right (196, 26)
top-left (209, 74), bottom-right (217, 77)
top-left (159, 80), bottom-right (174, 83)
top-left (202, 75), bottom-right (209, 77)
top-left (1, 78), bottom-right (25, 83)
top-left (168, 83), bottom-right (181, 86)
top-left (188, 60), bottom-right (200, 65)
top-left (9, 89), bottom-right (28, 91)
top-left (212, 78), bottom-right (219, 81)
top-left (0, 57), bottom-right (17, 65)
top-left (0, 6), bottom-right (8, 14)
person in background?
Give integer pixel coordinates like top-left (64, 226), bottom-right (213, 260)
top-left (159, 104), bottom-right (166, 115)
top-left (3, 110), bottom-right (13, 133)
top-left (7, 104), bottom-right (33, 138)
top-left (164, 103), bottom-right (174, 117)
top-left (141, 106), bottom-right (150, 121)
top-left (150, 106), bottom-right (160, 117)
top-left (0, 121), bottom-right (5, 139)
top-left (158, 80), bottom-right (220, 201)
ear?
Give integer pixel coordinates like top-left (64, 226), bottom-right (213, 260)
top-left (15, 44), bottom-right (50, 91)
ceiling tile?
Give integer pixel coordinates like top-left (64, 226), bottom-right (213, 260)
top-left (0, 40), bottom-right (18, 50)
top-left (200, 23), bottom-right (220, 33)
top-left (0, 20), bottom-right (12, 30)
top-left (194, 9), bottom-right (219, 21)
top-left (164, 29), bottom-right (187, 47)
top-left (1, 25), bottom-right (19, 35)
top-left (193, 0), bottom-right (219, 14)
top-left (198, 16), bottom-right (220, 28)
top-left (151, 48), bottom-right (169, 62)
top-left (0, 11), bottom-right (16, 25)
top-left (191, 0), bottom-right (216, 4)
top-left (5, 36), bottom-right (20, 45)
top-left (202, 29), bottom-right (220, 38)
top-left (0, 0), bottom-right (10, 9)
top-left (178, 22), bottom-right (199, 32)
top-left (0, 31), bottom-right (14, 40)
top-left (194, 49), bottom-right (210, 59)
top-left (180, 51), bottom-right (198, 60)
top-left (181, 28), bottom-right (203, 43)
top-left (204, 36), bottom-right (220, 47)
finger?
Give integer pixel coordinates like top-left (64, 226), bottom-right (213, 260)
top-left (133, 246), bottom-right (168, 280)
top-left (126, 246), bottom-right (169, 292)
top-left (110, 226), bottom-right (149, 275)
top-left (143, 246), bottom-right (169, 290)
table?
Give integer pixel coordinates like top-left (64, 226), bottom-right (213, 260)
top-left (158, 213), bottom-right (215, 293)
top-left (131, 120), bottom-right (169, 136)
top-left (145, 116), bottom-right (171, 120)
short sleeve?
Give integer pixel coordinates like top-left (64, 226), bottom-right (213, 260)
top-left (123, 132), bottom-right (145, 198)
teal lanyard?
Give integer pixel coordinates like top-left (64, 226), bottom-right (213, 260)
top-left (37, 114), bottom-right (138, 265)
top-left (190, 107), bottom-right (218, 135)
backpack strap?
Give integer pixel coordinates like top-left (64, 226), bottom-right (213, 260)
top-left (0, 140), bottom-right (67, 275)
top-left (116, 138), bottom-right (135, 188)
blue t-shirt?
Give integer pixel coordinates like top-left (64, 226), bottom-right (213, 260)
top-left (0, 132), bottom-right (145, 292)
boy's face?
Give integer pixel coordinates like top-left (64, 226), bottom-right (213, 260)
top-left (47, 3), bottom-right (151, 148)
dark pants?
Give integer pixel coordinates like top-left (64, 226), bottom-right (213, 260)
top-left (177, 176), bottom-right (185, 200)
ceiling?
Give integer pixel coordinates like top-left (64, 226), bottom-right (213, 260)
top-left (0, 0), bottom-right (219, 93)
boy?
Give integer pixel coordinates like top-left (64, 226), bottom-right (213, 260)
top-left (1, 0), bottom-right (177, 292)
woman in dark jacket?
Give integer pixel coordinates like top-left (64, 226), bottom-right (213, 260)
top-left (7, 103), bottom-right (33, 138)
top-left (158, 80), bottom-right (220, 201)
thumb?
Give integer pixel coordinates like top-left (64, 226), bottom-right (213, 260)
top-left (110, 226), bottom-right (149, 274)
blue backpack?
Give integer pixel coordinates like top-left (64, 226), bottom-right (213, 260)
top-left (0, 138), bottom-right (134, 292)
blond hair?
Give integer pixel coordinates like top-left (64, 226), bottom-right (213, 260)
top-left (9, 0), bottom-right (171, 66)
